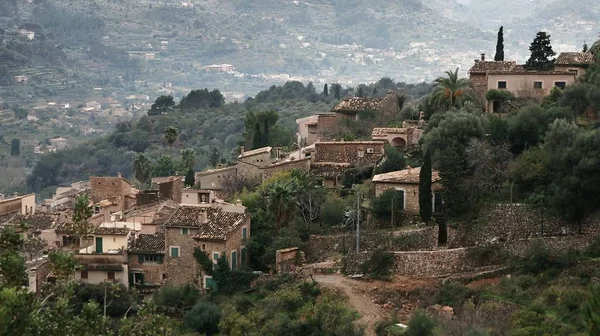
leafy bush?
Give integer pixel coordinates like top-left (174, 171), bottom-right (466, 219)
top-left (362, 250), bottom-right (395, 279)
top-left (406, 310), bottom-right (436, 336)
top-left (435, 282), bottom-right (470, 307)
top-left (184, 301), bottom-right (221, 336)
top-left (485, 89), bottom-right (516, 102)
top-left (153, 284), bottom-right (200, 317)
top-left (320, 194), bottom-right (346, 227)
top-left (585, 236), bottom-right (600, 258)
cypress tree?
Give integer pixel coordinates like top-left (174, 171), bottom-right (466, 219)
top-left (10, 138), bottom-right (20, 156)
top-left (357, 86), bottom-right (364, 98)
top-left (419, 151), bottom-right (432, 223)
top-left (185, 168), bottom-right (195, 187)
top-left (252, 123), bottom-right (262, 149)
top-left (583, 42), bottom-right (589, 53)
top-left (323, 84), bottom-right (328, 96)
top-left (334, 84), bottom-right (341, 99)
top-left (524, 31), bottom-right (556, 70)
top-left (263, 119), bottom-right (269, 147)
top-left (494, 26), bottom-right (504, 61)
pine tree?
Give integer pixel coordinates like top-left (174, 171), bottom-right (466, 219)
top-left (419, 151), bottom-right (432, 223)
top-left (583, 41), bottom-right (589, 53)
top-left (323, 84), bottom-right (328, 96)
top-left (10, 138), bottom-right (20, 156)
top-left (262, 119), bottom-right (269, 147)
top-left (185, 168), bottom-right (195, 187)
top-left (251, 123), bottom-right (262, 149)
top-left (524, 31), bottom-right (556, 70)
top-left (494, 26), bottom-right (504, 61)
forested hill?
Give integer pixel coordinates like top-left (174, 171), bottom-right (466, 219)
top-left (25, 79), bottom-right (433, 197)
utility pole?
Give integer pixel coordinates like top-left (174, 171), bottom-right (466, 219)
top-left (356, 191), bottom-right (360, 254)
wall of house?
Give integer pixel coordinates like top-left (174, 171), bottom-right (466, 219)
top-left (128, 254), bottom-right (165, 286)
top-left (81, 234), bottom-right (129, 253)
top-left (486, 73), bottom-right (575, 99)
top-left (262, 158), bottom-right (311, 180)
top-left (75, 267), bottom-right (129, 286)
top-left (237, 152), bottom-right (271, 180)
top-left (449, 203), bottom-right (600, 248)
top-left (90, 177), bottom-right (131, 206)
top-left (197, 168), bottom-right (237, 190)
top-left (159, 179), bottom-right (183, 203)
top-left (313, 142), bottom-right (384, 165)
top-left (316, 114), bottom-right (338, 141)
top-left (470, 73), bottom-right (488, 105)
top-left (164, 227), bottom-right (201, 285)
top-left (374, 182), bottom-right (443, 215)
top-left (141, 223), bottom-right (158, 234)
top-left (554, 65), bottom-right (587, 77)
top-left (224, 218), bottom-right (251, 269)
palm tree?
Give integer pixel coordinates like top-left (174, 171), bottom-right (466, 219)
top-left (267, 180), bottom-right (299, 231)
top-left (163, 126), bottom-right (179, 156)
top-left (429, 68), bottom-right (474, 109)
top-left (180, 148), bottom-right (196, 170)
top-left (132, 153), bottom-right (152, 189)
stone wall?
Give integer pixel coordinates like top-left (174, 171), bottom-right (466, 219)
top-left (316, 114), bottom-right (338, 141)
top-left (449, 203), bottom-right (600, 248)
top-left (343, 235), bottom-right (596, 277)
top-left (374, 182), bottom-right (443, 216)
top-left (307, 226), bottom-right (438, 262)
top-left (238, 151), bottom-right (271, 180)
top-left (262, 158), bottom-right (311, 180)
top-left (313, 141), bottom-right (384, 165)
top-left (128, 253), bottom-right (165, 286)
top-left (164, 227), bottom-right (200, 286)
top-left (197, 166), bottom-right (237, 190)
top-left (469, 73), bottom-right (487, 109)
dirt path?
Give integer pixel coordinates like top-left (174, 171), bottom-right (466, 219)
top-left (314, 274), bottom-right (385, 336)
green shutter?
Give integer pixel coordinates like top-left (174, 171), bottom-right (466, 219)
top-left (396, 190), bottom-right (405, 210)
top-left (157, 255), bottom-right (164, 264)
top-left (128, 273), bottom-right (134, 287)
top-left (205, 277), bottom-right (216, 289)
top-left (95, 237), bottom-right (103, 253)
top-left (138, 254), bottom-right (144, 263)
top-left (231, 251), bottom-right (237, 271)
top-left (171, 247), bottom-right (179, 258)
top-left (242, 227), bottom-right (247, 239)
top-left (241, 248), bottom-right (246, 264)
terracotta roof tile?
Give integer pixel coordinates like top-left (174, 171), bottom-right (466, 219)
top-left (468, 61), bottom-right (517, 73)
top-left (8, 214), bottom-right (58, 231)
top-left (165, 206), bottom-right (249, 241)
top-left (129, 233), bottom-right (165, 253)
top-left (93, 227), bottom-right (130, 236)
top-left (238, 146), bottom-right (272, 158)
top-left (331, 97), bottom-right (384, 113)
top-left (371, 128), bottom-right (410, 138)
top-left (197, 165), bottom-right (237, 176)
top-left (555, 52), bottom-right (594, 65)
top-left (372, 167), bottom-right (441, 184)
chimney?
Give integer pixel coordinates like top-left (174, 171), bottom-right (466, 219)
top-left (235, 199), bottom-right (242, 207)
top-left (198, 209), bottom-right (208, 224)
top-left (117, 172), bottom-right (122, 178)
top-left (481, 53), bottom-right (485, 61)
top-left (239, 146), bottom-right (245, 155)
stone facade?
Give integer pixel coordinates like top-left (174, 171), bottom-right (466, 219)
top-left (275, 247), bottom-right (304, 274)
top-left (307, 226), bottom-right (438, 262)
top-left (197, 166), bottom-right (237, 191)
top-left (237, 149), bottom-right (271, 180)
top-left (164, 226), bottom-right (201, 286)
top-left (90, 176), bottom-right (133, 211)
top-left (374, 182), bottom-right (443, 215)
top-left (313, 141), bottom-right (384, 165)
top-left (449, 203), bottom-right (600, 248)
top-left (261, 158), bottom-right (311, 180)
top-left (157, 177), bottom-right (183, 203)
top-left (371, 124), bottom-right (424, 149)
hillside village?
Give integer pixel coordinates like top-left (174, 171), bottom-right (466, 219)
top-left (3, 27), bottom-right (600, 335)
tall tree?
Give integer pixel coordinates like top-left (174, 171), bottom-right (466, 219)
top-left (185, 168), bottom-right (195, 188)
top-left (153, 156), bottom-right (175, 177)
top-left (419, 151), bottom-right (433, 223)
top-left (132, 153), bottom-right (152, 188)
top-left (494, 26), bottom-right (504, 61)
top-left (583, 41), bottom-right (589, 53)
top-left (357, 86), bottom-right (364, 98)
top-left (10, 138), bottom-right (20, 156)
top-left (334, 83), bottom-right (341, 99)
top-left (323, 84), bottom-right (328, 96)
top-left (524, 31), bottom-right (556, 70)
top-left (0, 227), bottom-right (27, 288)
top-left (429, 68), bottom-right (474, 108)
top-left (148, 95), bottom-right (175, 115)
top-left (163, 126), bottom-right (179, 156)
top-left (263, 118), bottom-right (269, 147)
top-left (72, 195), bottom-right (93, 242)
top-left (180, 148), bottom-right (196, 170)
top-left (209, 147), bottom-right (220, 168)
top-left (252, 123), bottom-right (262, 150)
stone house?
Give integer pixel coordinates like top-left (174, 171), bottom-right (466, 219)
top-left (74, 226), bottom-right (131, 287)
top-left (237, 146), bottom-right (272, 180)
top-left (296, 115), bottom-right (319, 146)
top-left (372, 167), bottom-right (443, 216)
top-left (371, 120), bottom-right (424, 150)
top-left (90, 176), bottom-right (137, 213)
top-left (127, 233), bottom-right (166, 297)
top-left (261, 158), bottom-right (311, 180)
top-left (151, 176), bottom-right (183, 203)
top-left (196, 165), bottom-right (237, 193)
top-left (468, 52), bottom-right (593, 113)
top-left (311, 141), bottom-right (385, 187)
top-left (0, 193), bottom-right (36, 216)
top-left (163, 204), bottom-right (250, 288)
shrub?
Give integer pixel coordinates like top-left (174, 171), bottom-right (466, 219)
top-left (485, 89), bottom-right (516, 102)
top-left (435, 282), bottom-right (470, 307)
top-left (184, 301), bottom-right (221, 336)
top-left (320, 194), bottom-right (346, 227)
top-left (362, 250), bottom-right (395, 279)
top-left (585, 236), bottom-right (600, 258)
top-left (406, 310), bottom-right (436, 336)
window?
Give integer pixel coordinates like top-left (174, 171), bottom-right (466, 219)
top-left (140, 254), bottom-right (163, 263)
top-left (497, 81), bottom-right (507, 89)
top-left (81, 271), bottom-right (88, 279)
top-left (94, 206), bottom-right (100, 214)
top-left (242, 227), bottom-right (248, 240)
top-left (533, 81), bottom-right (543, 89)
top-left (107, 271), bottom-right (115, 280)
top-left (366, 148), bottom-right (374, 154)
top-left (555, 81), bottom-right (567, 89)
top-left (170, 246), bottom-right (180, 258)
top-left (181, 228), bottom-right (189, 235)
top-left (204, 276), bottom-right (216, 289)
top-left (212, 252), bottom-right (220, 263)
top-left (201, 244), bottom-right (206, 250)
top-left (241, 247), bottom-right (247, 264)
top-left (162, 273), bottom-right (167, 280)
top-left (132, 272), bottom-right (144, 285)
